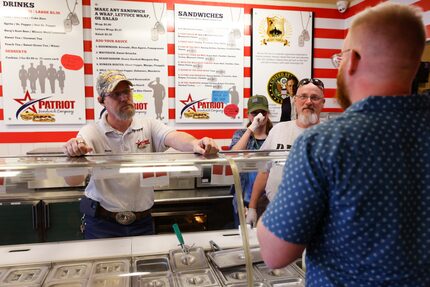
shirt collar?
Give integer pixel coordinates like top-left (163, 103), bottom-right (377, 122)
top-left (345, 93), bottom-right (430, 114)
top-left (99, 113), bottom-right (142, 134)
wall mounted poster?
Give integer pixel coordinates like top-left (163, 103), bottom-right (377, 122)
top-left (252, 9), bottom-right (313, 122)
top-left (175, 4), bottom-right (244, 123)
top-left (91, 0), bottom-right (168, 122)
top-left (0, 0), bottom-right (85, 124)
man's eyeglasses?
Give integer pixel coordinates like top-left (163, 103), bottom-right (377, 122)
top-left (109, 88), bottom-right (133, 99)
top-left (331, 49), bottom-right (351, 68)
top-left (250, 110), bottom-right (267, 116)
top-left (295, 95), bottom-right (324, 102)
top-left (298, 78), bottom-right (324, 90)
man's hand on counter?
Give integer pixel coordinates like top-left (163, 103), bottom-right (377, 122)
top-left (63, 138), bottom-right (93, 157)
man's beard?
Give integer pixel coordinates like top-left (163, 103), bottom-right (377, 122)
top-left (335, 67), bottom-right (352, 110)
top-left (116, 105), bottom-right (135, 120)
top-left (298, 112), bottom-right (318, 126)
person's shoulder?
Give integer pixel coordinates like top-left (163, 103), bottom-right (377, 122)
top-left (233, 128), bottom-right (247, 136)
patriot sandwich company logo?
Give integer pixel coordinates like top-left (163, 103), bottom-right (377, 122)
top-left (258, 16), bottom-right (292, 46)
top-left (14, 91), bottom-right (75, 123)
top-left (267, 71), bottom-right (298, 105)
top-left (179, 94), bottom-right (222, 120)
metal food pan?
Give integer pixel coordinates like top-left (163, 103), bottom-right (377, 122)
top-left (42, 280), bottom-right (87, 287)
top-left (175, 268), bottom-right (219, 287)
top-left (213, 265), bottom-right (260, 285)
top-left (291, 260), bottom-right (305, 278)
top-left (91, 259), bottom-right (130, 276)
top-left (133, 273), bottom-right (175, 287)
top-left (1, 265), bottom-right (49, 285)
top-left (134, 255), bottom-right (171, 274)
top-left (226, 282), bottom-right (269, 287)
top-left (207, 247), bottom-right (262, 269)
top-left (269, 277), bottom-right (305, 287)
top-left (254, 263), bottom-right (301, 281)
top-left (88, 275), bottom-right (129, 287)
top-left (170, 247), bottom-right (209, 271)
top-left (45, 262), bottom-right (92, 282)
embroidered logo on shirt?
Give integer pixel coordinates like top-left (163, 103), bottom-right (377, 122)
top-left (136, 139), bottom-right (150, 149)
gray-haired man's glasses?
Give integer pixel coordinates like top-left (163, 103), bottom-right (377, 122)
top-left (331, 49), bottom-right (351, 68)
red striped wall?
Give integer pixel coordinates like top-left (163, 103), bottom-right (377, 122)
top-left (0, 0), bottom-right (428, 144)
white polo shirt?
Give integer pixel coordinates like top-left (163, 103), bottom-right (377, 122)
top-left (78, 114), bottom-right (174, 212)
top-left (259, 120), bottom-right (304, 201)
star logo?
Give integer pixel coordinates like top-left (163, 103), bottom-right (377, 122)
top-left (13, 91), bottom-right (51, 119)
top-left (179, 94), bottom-right (206, 118)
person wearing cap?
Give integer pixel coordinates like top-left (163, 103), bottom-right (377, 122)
top-left (228, 94), bottom-right (273, 227)
top-left (63, 70), bottom-right (219, 239)
top-left (246, 78), bottom-right (325, 227)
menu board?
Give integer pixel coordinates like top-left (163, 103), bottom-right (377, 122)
top-left (91, 0), bottom-right (168, 121)
top-left (252, 9), bottom-right (313, 122)
top-left (175, 4), bottom-right (244, 123)
top-left (0, 0), bottom-right (86, 125)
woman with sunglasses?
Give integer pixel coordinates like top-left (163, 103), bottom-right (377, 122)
top-left (229, 95), bottom-right (273, 227)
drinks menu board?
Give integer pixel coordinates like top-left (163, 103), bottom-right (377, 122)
top-left (0, 0), bottom-right (85, 124)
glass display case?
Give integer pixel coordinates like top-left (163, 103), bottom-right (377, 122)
top-left (0, 150), bottom-right (305, 286)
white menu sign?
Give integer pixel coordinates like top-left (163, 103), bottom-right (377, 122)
top-left (0, 0), bottom-right (86, 124)
top-left (252, 9), bottom-right (313, 122)
top-left (91, 0), bottom-right (168, 122)
top-left (175, 4), bottom-right (243, 123)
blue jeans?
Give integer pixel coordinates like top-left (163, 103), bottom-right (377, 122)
top-left (83, 213), bottom-right (154, 239)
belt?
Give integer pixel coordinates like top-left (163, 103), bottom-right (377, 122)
top-left (97, 205), bottom-right (151, 225)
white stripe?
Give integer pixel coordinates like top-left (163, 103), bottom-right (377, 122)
top-left (314, 58), bottom-right (336, 69)
top-left (244, 56), bottom-right (251, 67)
top-left (85, 75), bottom-right (94, 86)
top-left (314, 38), bottom-right (343, 49)
top-left (86, 98), bottom-right (94, 108)
top-left (315, 18), bottom-right (345, 30)
top-left (84, 52), bottom-right (92, 64)
top-left (82, 4), bottom-right (91, 17)
top-left (323, 97), bottom-right (341, 109)
top-left (319, 78), bottom-right (337, 89)
top-left (83, 29), bottom-right (92, 41)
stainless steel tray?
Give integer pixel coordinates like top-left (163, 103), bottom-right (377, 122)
top-left (88, 275), bottom-right (129, 287)
top-left (226, 282), bottom-right (268, 287)
top-left (269, 277), bottom-right (304, 287)
top-left (133, 273), bottom-right (175, 287)
top-left (176, 269), bottom-right (219, 287)
top-left (254, 263), bottom-right (301, 281)
top-left (134, 255), bottom-right (171, 274)
top-left (2, 265), bottom-right (49, 285)
top-left (207, 247), bottom-right (262, 269)
top-left (91, 259), bottom-right (130, 276)
top-left (213, 265), bottom-right (260, 285)
top-left (43, 280), bottom-right (87, 287)
top-left (170, 247), bottom-right (209, 271)
top-left (45, 262), bottom-right (92, 282)
top-left (291, 260), bottom-right (305, 278)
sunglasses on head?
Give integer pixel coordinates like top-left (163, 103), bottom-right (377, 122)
top-left (298, 78), bottom-right (324, 90)
top-left (250, 110), bottom-right (268, 116)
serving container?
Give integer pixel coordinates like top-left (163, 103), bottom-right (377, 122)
top-left (207, 247), bottom-right (262, 269)
top-left (170, 247), bottom-right (209, 271)
top-left (45, 262), bottom-right (92, 282)
top-left (1, 265), bottom-right (49, 286)
top-left (268, 278), bottom-right (304, 287)
top-left (133, 273), bottom-right (176, 287)
top-left (91, 259), bottom-right (130, 277)
top-left (253, 263), bottom-right (301, 281)
top-left (213, 265), bottom-right (260, 285)
top-left (134, 255), bottom-right (171, 274)
top-left (42, 280), bottom-right (87, 287)
top-left (175, 269), bottom-right (219, 287)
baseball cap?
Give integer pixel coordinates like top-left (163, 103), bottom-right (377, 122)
top-left (248, 95), bottom-right (269, 113)
top-left (96, 70), bottom-right (133, 98)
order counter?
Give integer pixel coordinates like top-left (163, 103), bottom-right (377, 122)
top-left (0, 151), bottom-right (306, 286)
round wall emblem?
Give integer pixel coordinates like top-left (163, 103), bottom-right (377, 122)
top-left (267, 71), bottom-right (298, 104)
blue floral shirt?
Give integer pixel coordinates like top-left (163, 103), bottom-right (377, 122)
top-left (262, 94), bottom-right (430, 286)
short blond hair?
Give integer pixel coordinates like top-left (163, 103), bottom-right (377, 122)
top-left (350, 2), bottom-right (425, 62)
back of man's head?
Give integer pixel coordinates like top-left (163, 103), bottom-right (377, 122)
top-left (350, 3), bottom-right (425, 83)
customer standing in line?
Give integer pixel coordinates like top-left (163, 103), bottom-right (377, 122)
top-left (257, 3), bottom-right (429, 286)
top-left (229, 95), bottom-right (272, 227)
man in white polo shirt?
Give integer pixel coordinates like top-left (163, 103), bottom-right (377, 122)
top-left (63, 70), bottom-right (218, 239)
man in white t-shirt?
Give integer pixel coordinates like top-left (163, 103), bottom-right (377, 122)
top-left (63, 70), bottom-right (218, 239)
top-left (246, 78), bottom-right (325, 226)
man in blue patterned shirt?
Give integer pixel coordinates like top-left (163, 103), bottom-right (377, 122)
top-left (257, 3), bottom-right (429, 286)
